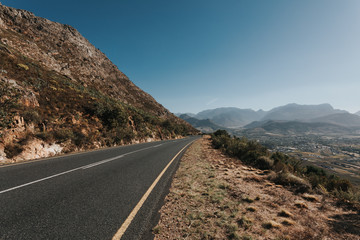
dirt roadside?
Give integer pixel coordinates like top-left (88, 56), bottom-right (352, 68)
top-left (153, 136), bottom-right (359, 240)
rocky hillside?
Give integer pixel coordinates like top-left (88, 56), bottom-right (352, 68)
top-left (0, 4), bottom-right (197, 163)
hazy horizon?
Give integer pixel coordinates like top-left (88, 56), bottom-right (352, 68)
top-left (3, 0), bottom-right (360, 114)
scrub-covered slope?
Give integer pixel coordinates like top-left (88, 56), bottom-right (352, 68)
top-left (0, 4), bottom-right (197, 163)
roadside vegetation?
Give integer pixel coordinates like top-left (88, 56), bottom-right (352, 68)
top-left (211, 130), bottom-right (360, 207)
top-left (155, 136), bottom-right (360, 240)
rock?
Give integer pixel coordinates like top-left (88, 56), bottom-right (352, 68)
top-left (13, 138), bottom-right (63, 162)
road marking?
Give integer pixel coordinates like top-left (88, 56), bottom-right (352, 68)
top-left (0, 143), bottom-right (164, 194)
top-left (152, 144), bottom-right (163, 148)
top-left (112, 140), bottom-right (195, 240)
top-left (0, 167), bottom-right (81, 194)
top-left (81, 156), bottom-right (124, 169)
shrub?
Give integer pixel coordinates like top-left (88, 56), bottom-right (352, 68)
top-left (0, 81), bottom-right (21, 128)
top-left (333, 189), bottom-right (360, 203)
top-left (72, 130), bottom-right (87, 147)
top-left (262, 221), bottom-right (281, 229)
top-left (22, 109), bottom-right (41, 124)
top-left (36, 131), bottom-right (53, 142)
top-left (237, 216), bottom-right (252, 230)
top-left (213, 129), bottom-right (230, 137)
top-left (326, 175), bottom-right (352, 192)
top-left (255, 156), bottom-right (274, 170)
top-left (53, 128), bottom-right (74, 143)
top-left (306, 165), bottom-right (326, 176)
top-left (4, 143), bottom-right (23, 158)
top-left (269, 172), bottom-right (311, 193)
top-left (278, 209), bottom-right (293, 218)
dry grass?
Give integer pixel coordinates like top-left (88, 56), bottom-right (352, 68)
top-left (154, 136), bottom-right (360, 240)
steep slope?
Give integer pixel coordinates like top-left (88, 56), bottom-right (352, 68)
top-left (0, 4), bottom-right (197, 163)
top-left (261, 103), bottom-right (346, 121)
top-left (196, 107), bottom-right (266, 128)
top-left (0, 5), bottom-right (170, 116)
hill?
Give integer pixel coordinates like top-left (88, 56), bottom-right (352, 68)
top-left (309, 113), bottom-right (360, 127)
top-left (0, 4), bottom-right (197, 163)
top-left (179, 114), bottom-right (225, 133)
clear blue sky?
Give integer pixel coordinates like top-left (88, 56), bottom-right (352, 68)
top-left (3, 0), bottom-right (360, 113)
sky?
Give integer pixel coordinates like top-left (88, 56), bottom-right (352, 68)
top-left (2, 0), bottom-right (360, 114)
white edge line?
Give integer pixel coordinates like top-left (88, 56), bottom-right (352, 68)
top-left (112, 140), bottom-right (195, 240)
top-left (0, 167), bottom-right (81, 194)
top-left (0, 143), bottom-right (164, 194)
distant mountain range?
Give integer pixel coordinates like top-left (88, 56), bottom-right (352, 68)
top-left (196, 107), bottom-right (266, 128)
top-left (261, 103), bottom-right (346, 121)
top-left (178, 114), bottom-right (225, 133)
top-left (178, 103), bottom-right (360, 135)
top-left (243, 120), bottom-right (353, 135)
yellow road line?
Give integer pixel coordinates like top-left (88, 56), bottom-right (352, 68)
top-left (112, 140), bottom-right (195, 240)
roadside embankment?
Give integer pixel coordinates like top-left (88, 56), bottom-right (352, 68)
top-left (154, 136), bottom-right (359, 239)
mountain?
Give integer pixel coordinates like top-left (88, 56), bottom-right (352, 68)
top-left (261, 103), bottom-right (347, 121)
top-left (175, 112), bottom-right (196, 118)
top-left (0, 4), bottom-right (197, 163)
top-left (179, 114), bottom-right (225, 133)
top-left (195, 107), bottom-right (266, 128)
top-left (355, 111), bottom-right (360, 116)
top-left (309, 113), bottom-right (360, 127)
top-left (243, 120), bottom-right (352, 135)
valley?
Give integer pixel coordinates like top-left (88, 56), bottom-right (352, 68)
top-left (235, 130), bottom-right (360, 187)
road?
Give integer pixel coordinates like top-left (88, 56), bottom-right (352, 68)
top-left (0, 136), bottom-right (200, 240)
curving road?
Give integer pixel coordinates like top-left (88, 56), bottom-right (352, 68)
top-left (0, 136), bottom-right (200, 240)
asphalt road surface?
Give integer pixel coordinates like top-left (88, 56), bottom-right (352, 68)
top-left (0, 136), bottom-right (200, 240)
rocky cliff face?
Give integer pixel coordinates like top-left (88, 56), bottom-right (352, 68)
top-left (0, 4), bottom-right (197, 163)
